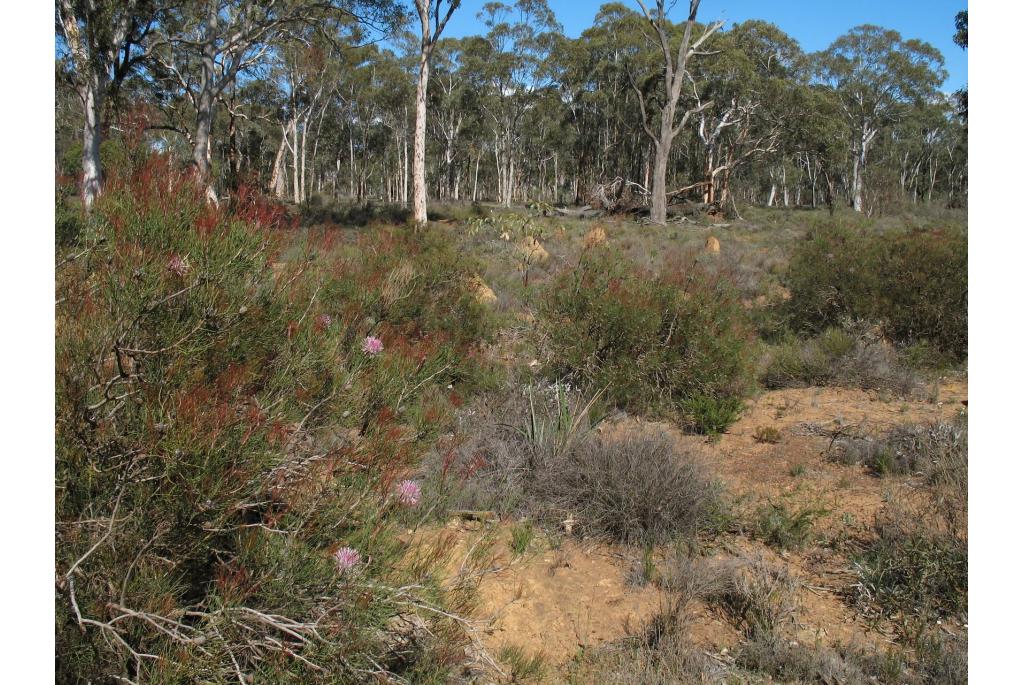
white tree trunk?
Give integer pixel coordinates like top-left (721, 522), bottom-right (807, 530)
top-left (413, 52), bottom-right (429, 223)
top-left (80, 73), bottom-right (104, 210)
top-left (292, 119), bottom-right (300, 204)
top-left (270, 123), bottom-right (290, 199)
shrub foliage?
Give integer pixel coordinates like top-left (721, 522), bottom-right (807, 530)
top-left (55, 160), bottom-right (491, 683)
top-left (784, 223), bottom-right (967, 360)
top-left (539, 249), bottom-right (755, 430)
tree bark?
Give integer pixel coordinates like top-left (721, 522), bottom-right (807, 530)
top-left (413, 50), bottom-right (430, 224)
top-left (412, 1), bottom-right (461, 225)
top-left (650, 142), bottom-right (668, 224)
top-left (80, 72), bottom-right (105, 210)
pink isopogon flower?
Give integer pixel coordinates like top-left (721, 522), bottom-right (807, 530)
top-left (395, 480), bottom-right (422, 507)
top-left (315, 313), bottom-right (333, 331)
top-left (167, 254), bottom-right (191, 277)
top-left (334, 546), bottom-right (361, 573)
top-left (362, 335), bottom-right (384, 355)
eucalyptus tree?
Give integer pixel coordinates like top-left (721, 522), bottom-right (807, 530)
top-left (953, 10), bottom-right (967, 124)
top-left (56, 0), bottom-right (155, 209)
top-left (814, 25), bottom-right (946, 212)
top-left (411, 0), bottom-right (462, 225)
top-left (554, 3), bottom-right (651, 204)
top-left (471, 0), bottom-right (561, 207)
top-left (428, 39), bottom-right (464, 200)
top-left (629, 0), bottom-right (723, 224)
top-left (686, 21), bottom-right (800, 207)
top-left (148, 0), bottom-right (399, 203)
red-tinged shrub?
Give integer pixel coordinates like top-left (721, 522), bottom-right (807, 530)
top-left (539, 248), bottom-right (755, 432)
top-left (55, 160), bottom-right (486, 683)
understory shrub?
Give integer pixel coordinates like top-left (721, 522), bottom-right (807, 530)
top-left (760, 324), bottom-right (922, 395)
top-left (828, 419), bottom-right (966, 478)
top-left (784, 224), bottom-right (967, 361)
top-left (531, 431), bottom-right (721, 545)
top-left (539, 249), bottom-right (755, 431)
top-left (853, 418), bottom-right (967, 619)
top-left (55, 159), bottom-right (491, 682)
top-left (426, 386), bottom-right (722, 545)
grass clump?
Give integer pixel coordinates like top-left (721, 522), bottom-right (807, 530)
top-left (855, 507), bottom-right (967, 620)
top-left (530, 430), bottom-right (722, 546)
top-left (753, 500), bottom-right (828, 550)
top-left (540, 249), bottom-right (755, 433)
top-left (760, 324), bottom-right (922, 395)
top-left (829, 419), bottom-right (966, 478)
top-left (428, 387), bottom-right (723, 546)
top-left (753, 425), bottom-right (782, 444)
top-left (498, 644), bottom-right (547, 682)
top-left (509, 521), bottom-right (535, 557)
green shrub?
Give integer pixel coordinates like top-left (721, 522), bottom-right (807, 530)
top-left (784, 224), bottom-right (967, 361)
top-left (784, 223), bottom-right (886, 333)
top-left (55, 161), bottom-right (484, 682)
top-left (760, 325), bottom-right (921, 395)
top-left (882, 229), bottom-right (967, 360)
top-left (856, 515), bottom-right (967, 619)
top-left (498, 644), bottom-right (547, 682)
top-left (509, 521), bottom-right (535, 557)
top-left (540, 249), bottom-right (755, 430)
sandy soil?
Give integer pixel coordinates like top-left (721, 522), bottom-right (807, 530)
top-left (435, 380), bottom-right (967, 681)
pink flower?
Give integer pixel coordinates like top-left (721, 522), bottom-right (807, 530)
top-left (362, 336), bottom-right (384, 355)
top-left (334, 546), bottom-right (361, 573)
top-left (167, 254), bottom-right (191, 277)
top-left (395, 480), bottom-right (422, 507)
top-left (315, 313), bottom-right (333, 331)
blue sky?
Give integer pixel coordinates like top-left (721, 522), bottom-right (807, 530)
top-left (440, 0), bottom-right (967, 90)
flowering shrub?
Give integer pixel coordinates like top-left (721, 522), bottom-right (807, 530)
top-left (334, 546), bottom-right (362, 573)
top-left (362, 335), bottom-right (385, 355)
top-left (55, 163), bottom-right (488, 682)
top-left (395, 480), bottom-right (422, 507)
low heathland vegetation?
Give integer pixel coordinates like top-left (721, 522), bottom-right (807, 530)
top-left (57, 163), bottom-right (966, 683)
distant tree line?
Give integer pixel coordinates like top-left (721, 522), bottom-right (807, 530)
top-left (56, 0), bottom-right (967, 222)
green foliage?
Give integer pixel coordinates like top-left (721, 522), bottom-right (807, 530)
top-left (55, 164), bottom-right (484, 682)
top-left (540, 249), bottom-right (755, 429)
top-left (784, 224), bottom-right (967, 361)
top-left (760, 325), bottom-right (921, 395)
top-left (753, 500), bottom-right (828, 550)
top-left (498, 643), bottom-right (547, 682)
top-left (299, 199), bottom-right (411, 227)
top-left (509, 521), bottom-right (535, 557)
top-left (56, 183), bottom-right (85, 247)
top-left (681, 395), bottom-right (745, 436)
top-left (856, 517), bottom-right (967, 619)
top-left (783, 222), bottom-right (887, 333)
top-left (853, 420), bottom-right (967, 619)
